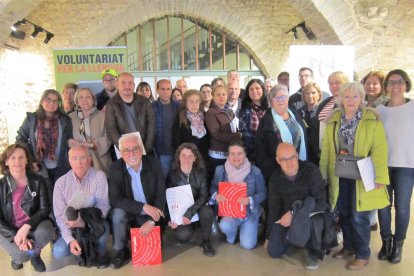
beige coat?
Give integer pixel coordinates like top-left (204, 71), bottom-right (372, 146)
top-left (70, 110), bottom-right (112, 175)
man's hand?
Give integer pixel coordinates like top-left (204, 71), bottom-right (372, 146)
top-left (143, 204), bottom-right (163, 221)
top-left (168, 221), bottom-right (178, 229)
top-left (182, 217), bottom-right (191, 225)
top-left (140, 221), bottom-right (154, 236)
top-left (237, 197), bottom-right (249, 206)
top-left (66, 213), bottom-right (85, 228)
top-left (215, 194), bottom-right (227, 203)
top-left (14, 224), bottom-right (31, 247)
top-left (279, 211), bottom-right (292, 227)
top-left (70, 240), bottom-right (82, 255)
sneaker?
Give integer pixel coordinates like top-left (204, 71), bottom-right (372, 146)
top-left (305, 252), bottom-right (319, 270)
top-left (202, 240), bottom-right (216, 257)
top-left (30, 255), bottom-right (46, 272)
top-left (11, 260), bottom-right (23, 270)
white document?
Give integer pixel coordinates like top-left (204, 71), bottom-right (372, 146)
top-left (357, 156), bottom-right (376, 191)
top-left (166, 185), bottom-right (199, 225)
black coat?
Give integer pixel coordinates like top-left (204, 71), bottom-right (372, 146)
top-left (266, 161), bottom-right (328, 238)
top-left (108, 156), bottom-right (166, 217)
top-left (167, 168), bottom-right (209, 220)
top-left (0, 173), bottom-right (50, 241)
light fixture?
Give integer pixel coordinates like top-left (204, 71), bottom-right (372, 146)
top-left (285, 21), bottom-right (317, 40)
top-left (44, 32), bottom-right (54, 44)
top-left (11, 19), bottom-right (26, 31)
top-left (30, 26), bottom-right (43, 39)
top-left (10, 30), bottom-right (26, 40)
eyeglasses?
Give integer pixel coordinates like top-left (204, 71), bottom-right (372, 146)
top-left (121, 147), bottom-right (140, 155)
top-left (44, 97), bottom-right (59, 104)
top-left (278, 154), bottom-right (298, 163)
top-left (299, 74), bottom-right (312, 79)
top-left (387, 79), bottom-right (406, 87)
top-left (272, 95), bottom-right (288, 102)
top-left (103, 78), bottom-right (116, 82)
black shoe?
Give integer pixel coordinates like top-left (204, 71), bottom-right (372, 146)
top-left (370, 223), bottom-right (378, 231)
top-left (30, 255), bottom-right (46, 272)
top-left (390, 238), bottom-right (404, 264)
top-left (11, 260), bottom-right (23, 270)
top-left (97, 254), bottom-right (109, 269)
top-left (202, 240), bottom-right (216, 257)
top-left (378, 237), bottom-right (392, 261)
top-left (109, 248), bottom-right (131, 269)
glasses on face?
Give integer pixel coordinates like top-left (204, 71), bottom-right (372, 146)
top-left (121, 146), bottom-right (140, 155)
top-left (278, 154), bottom-right (297, 163)
top-left (343, 95), bottom-right (361, 101)
top-left (299, 74), bottom-right (312, 79)
top-left (103, 78), bottom-right (115, 82)
top-left (272, 95), bottom-right (288, 102)
top-left (44, 97), bottom-right (59, 104)
top-left (70, 156), bottom-right (88, 162)
top-left (387, 79), bottom-right (406, 87)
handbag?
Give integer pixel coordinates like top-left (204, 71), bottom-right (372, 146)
top-left (332, 122), bottom-right (365, 180)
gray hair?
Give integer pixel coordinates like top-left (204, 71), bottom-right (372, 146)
top-left (118, 133), bottom-right (144, 151)
top-left (69, 144), bottom-right (92, 157)
top-left (74, 87), bottom-right (97, 107)
top-left (337, 82), bottom-right (366, 111)
top-left (268, 84), bottom-right (289, 100)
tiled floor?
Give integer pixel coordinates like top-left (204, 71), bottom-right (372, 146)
top-left (1, 212), bottom-right (413, 276)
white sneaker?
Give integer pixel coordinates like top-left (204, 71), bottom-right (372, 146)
top-left (305, 251), bottom-right (319, 270)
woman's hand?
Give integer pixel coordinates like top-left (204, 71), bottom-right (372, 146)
top-left (216, 194), bottom-right (227, 203)
top-left (375, 183), bottom-right (384, 190)
top-left (237, 197), bottom-right (249, 206)
top-left (14, 224), bottom-right (31, 247)
top-left (18, 239), bottom-right (33, 251)
top-left (182, 217), bottom-right (191, 225)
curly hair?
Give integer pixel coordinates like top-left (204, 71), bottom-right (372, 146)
top-left (0, 143), bottom-right (33, 175)
top-left (36, 89), bottom-right (66, 118)
top-left (171, 142), bottom-right (205, 172)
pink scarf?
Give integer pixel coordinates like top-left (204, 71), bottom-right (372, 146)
top-left (225, 158), bottom-right (251, 183)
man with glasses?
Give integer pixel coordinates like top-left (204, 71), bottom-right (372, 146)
top-left (52, 145), bottom-right (110, 268)
top-left (108, 134), bottom-right (165, 269)
top-left (266, 143), bottom-right (328, 270)
top-left (105, 72), bottom-right (156, 154)
top-left (96, 68), bottom-right (118, 111)
top-left (289, 67), bottom-right (329, 111)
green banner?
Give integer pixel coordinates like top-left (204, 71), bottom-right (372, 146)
top-left (53, 46), bottom-right (127, 91)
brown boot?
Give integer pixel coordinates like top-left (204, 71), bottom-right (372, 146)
top-left (346, 258), bottom-right (369, 270)
top-left (332, 248), bottom-right (354, 259)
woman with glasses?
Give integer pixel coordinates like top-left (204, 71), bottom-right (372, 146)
top-left (376, 69), bottom-right (414, 264)
top-left (200, 84), bottom-right (213, 112)
top-left (16, 89), bottom-right (72, 184)
top-left (255, 84), bottom-right (307, 180)
top-left (69, 88), bottom-right (112, 175)
top-left (238, 79), bottom-right (269, 163)
top-left (320, 82), bottom-right (389, 270)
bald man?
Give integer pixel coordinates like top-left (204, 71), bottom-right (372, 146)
top-left (175, 79), bottom-right (188, 94)
top-left (266, 143), bottom-right (329, 270)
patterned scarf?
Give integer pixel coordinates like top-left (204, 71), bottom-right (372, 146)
top-left (36, 114), bottom-right (59, 161)
top-left (250, 103), bottom-right (265, 134)
top-left (338, 109), bottom-right (362, 145)
top-left (225, 157), bottom-right (251, 183)
top-left (186, 110), bottom-right (207, 138)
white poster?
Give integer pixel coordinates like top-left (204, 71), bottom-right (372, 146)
top-left (166, 184), bottom-right (199, 225)
top-left (288, 45), bottom-right (355, 94)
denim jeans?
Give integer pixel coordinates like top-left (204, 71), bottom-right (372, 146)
top-left (219, 214), bottom-right (259, 250)
top-left (378, 167), bottom-right (414, 241)
top-left (337, 178), bottom-right (371, 259)
top-left (53, 220), bottom-right (110, 259)
top-left (267, 223), bottom-right (289, 258)
top-left (159, 154), bottom-right (173, 178)
top-left (0, 220), bottom-right (54, 264)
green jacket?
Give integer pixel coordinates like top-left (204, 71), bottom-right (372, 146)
top-left (319, 108), bottom-right (389, 211)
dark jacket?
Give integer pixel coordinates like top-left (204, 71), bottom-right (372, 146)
top-left (254, 108), bottom-right (307, 180)
top-left (96, 89), bottom-right (111, 111)
top-left (0, 173), bottom-right (50, 241)
top-left (167, 168), bottom-right (209, 219)
top-left (205, 105), bottom-right (241, 152)
top-left (105, 93), bottom-right (156, 153)
top-left (152, 100), bottom-right (180, 155)
top-left (266, 161), bottom-right (328, 238)
top-left (108, 156), bottom-right (166, 216)
top-left (172, 114), bottom-right (209, 158)
top-left (16, 112), bottom-right (73, 180)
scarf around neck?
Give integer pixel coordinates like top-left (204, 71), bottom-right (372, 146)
top-left (338, 109), bottom-right (362, 145)
top-left (224, 157), bottom-right (251, 183)
top-left (36, 114), bottom-right (59, 161)
top-left (186, 110), bottom-right (207, 138)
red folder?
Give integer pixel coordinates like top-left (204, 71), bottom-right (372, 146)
top-left (218, 182), bottom-right (247, 218)
top-left (130, 226), bottom-right (162, 266)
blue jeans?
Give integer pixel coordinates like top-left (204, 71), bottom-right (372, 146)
top-left (267, 223), bottom-right (289, 258)
top-left (337, 178), bottom-right (371, 259)
top-left (52, 220), bottom-right (110, 259)
top-left (378, 167), bottom-right (414, 241)
top-left (219, 215), bottom-right (259, 250)
top-left (159, 154), bottom-right (173, 178)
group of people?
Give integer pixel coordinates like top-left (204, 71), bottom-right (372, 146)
top-left (0, 67), bottom-right (412, 272)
